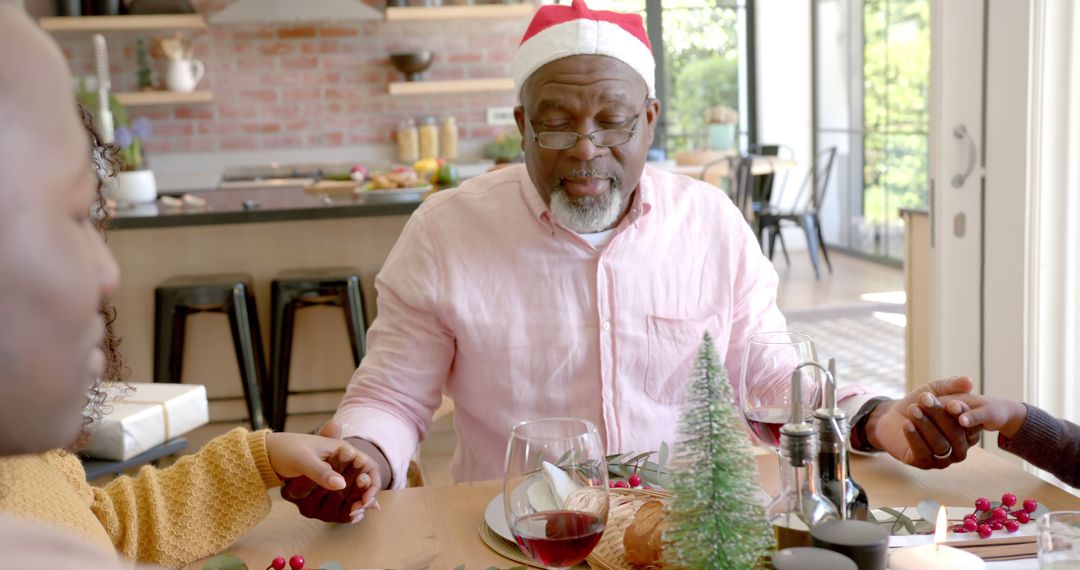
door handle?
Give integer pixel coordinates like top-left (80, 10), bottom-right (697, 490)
top-left (951, 125), bottom-right (976, 188)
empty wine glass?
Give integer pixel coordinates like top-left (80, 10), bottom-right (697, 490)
top-left (503, 418), bottom-right (609, 570)
top-left (740, 332), bottom-right (823, 456)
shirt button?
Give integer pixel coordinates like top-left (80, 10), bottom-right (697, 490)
top-left (603, 388), bottom-right (613, 399)
top-left (601, 321), bottom-right (611, 331)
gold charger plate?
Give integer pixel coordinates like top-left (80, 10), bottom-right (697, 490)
top-left (478, 488), bottom-right (672, 570)
top-left (478, 520), bottom-right (544, 569)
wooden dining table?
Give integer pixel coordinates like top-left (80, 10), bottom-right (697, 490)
top-left (187, 448), bottom-right (1080, 569)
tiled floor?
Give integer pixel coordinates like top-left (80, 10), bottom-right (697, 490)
top-left (180, 250), bottom-right (907, 488)
top-left (787, 305), bottom-right (907, 400)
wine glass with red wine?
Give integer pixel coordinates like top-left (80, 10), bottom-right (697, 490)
top-left (740, 332), bottom-right (822, 465)
top-left (504, 418), bottom-right (609, 570)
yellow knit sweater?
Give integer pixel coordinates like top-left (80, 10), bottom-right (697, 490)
top-left (0, 428), bottom-right (282, 569)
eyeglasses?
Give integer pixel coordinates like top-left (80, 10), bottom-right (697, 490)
top-left (529, 99), bottom-right (649, 150)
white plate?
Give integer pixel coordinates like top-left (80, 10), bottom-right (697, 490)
top-left (484, 493), bottom-right (513, 542)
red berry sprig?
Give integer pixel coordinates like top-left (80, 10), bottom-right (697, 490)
top-left (949, 493), bottom-right (1039, 538)
top-left (264, 554), bottom-right (307, 570)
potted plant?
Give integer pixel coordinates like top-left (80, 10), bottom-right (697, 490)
top-left (705, 105), bottom-right (738, 151)
top-left (113, 116), bottom-right (157, 204)
top-left (79, 85), bottom-right (157, 204)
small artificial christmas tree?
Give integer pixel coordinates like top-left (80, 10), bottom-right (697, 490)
top-left (663, 332), bottom-right (774, 569)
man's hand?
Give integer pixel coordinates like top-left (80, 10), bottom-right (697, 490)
top-left (278, 421), bottom-right (385, 524)
top-left (865, 376), bottom-right (982, 469)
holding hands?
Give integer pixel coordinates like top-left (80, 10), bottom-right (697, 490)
top-left (864, 376), bottom-right (983, 469)
top-left (266, 421), bottom-right (382, 524)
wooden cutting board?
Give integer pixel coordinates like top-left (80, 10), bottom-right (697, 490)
top-left (304, 180), bottom-right (358, 194)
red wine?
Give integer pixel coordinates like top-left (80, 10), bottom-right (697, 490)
top-left (746, 406), bottom-right (790, 447)
top-left (512, 510), bottom-right (605, 567)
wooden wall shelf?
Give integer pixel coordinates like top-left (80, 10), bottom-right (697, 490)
top-left (114, 90), bottom-right (213, 107)
top-left (384, 4), bottom-right (534, 21)
top-left (38, 14), bottom-right (207, 33)
top-left (388, 78), bottom-right (514, 95)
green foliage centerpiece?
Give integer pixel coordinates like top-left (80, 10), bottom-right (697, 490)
top-left (663, 333), bottom-right (773, 569)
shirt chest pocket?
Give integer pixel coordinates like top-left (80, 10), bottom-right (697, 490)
top-left (644, 314), bottom-right (721, 404)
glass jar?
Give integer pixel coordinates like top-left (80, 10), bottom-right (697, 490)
top-left (439, 115), bottom-right (458, 161)
top-left (397, 119), bottom-right (419, 164)
top-left (418, 116), bottom-right (439, 161)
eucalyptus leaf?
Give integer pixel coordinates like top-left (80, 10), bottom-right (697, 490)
top-left (1031, 502), bottom-right (1051, 520)
top-left (454, 565), bottom-right (465, 570)
top-left (913, 521), bottom-right (935, 534)
top-left (319, 563), bottom-right (345, 570)
top-left (626, 451), bottom-right (653, 465)
top-left (916, 499), bottom-right (942, 524)
top-left (658, 441), bottom-right (669, 470)
top-left (555, 449), bottom-right (574, 467)
top-left (898, 514), bottom-right (917, 534)
top-left (201, 554), bottom-right (248, 570)
top-left (880, 507), bottom-right (916, 535)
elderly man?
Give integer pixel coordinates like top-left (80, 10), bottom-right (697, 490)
top-left (285, 0), bottom-right (976, 518)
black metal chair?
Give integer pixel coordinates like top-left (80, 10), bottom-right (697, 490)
top-left (745, 143), bottom-right (795, 217)
top-left (153, 274), bottom-right (267, 429)
top-left (757, 146), bottom-right (838, 280)
top-left (268, 268), bottom-right (367, 432)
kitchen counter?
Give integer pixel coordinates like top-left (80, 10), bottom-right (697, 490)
top-left (105, 185), bottom-right (422, 417)
top-left (109, 185), bottom-right (428, 230)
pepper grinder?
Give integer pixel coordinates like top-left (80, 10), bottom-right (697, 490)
top-left (814, 358), bottom-right (869, 521)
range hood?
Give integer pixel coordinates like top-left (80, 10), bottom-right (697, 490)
top-left (209, 0), bottom-right (382, 24)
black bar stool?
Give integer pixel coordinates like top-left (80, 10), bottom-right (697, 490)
top-left (269, 267), bottom-right (367, 432)
top-left (153, 274), bottom-right (267, 429)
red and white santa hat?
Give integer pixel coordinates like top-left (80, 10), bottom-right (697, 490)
top-left (513, 0), bottom-right (655, 103)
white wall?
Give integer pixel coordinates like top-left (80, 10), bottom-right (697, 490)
top-left (755, 0), bottom-right (814, 251)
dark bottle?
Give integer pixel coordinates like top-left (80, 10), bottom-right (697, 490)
top-left (817, 418), bottom-right (870, 521)
top-left (815, 359), bottom-right (869, 521)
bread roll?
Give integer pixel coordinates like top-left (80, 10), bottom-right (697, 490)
top-left (624, 500), bottom-right (667, 567)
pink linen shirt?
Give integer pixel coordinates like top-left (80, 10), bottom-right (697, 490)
top-left (334, 164), bottom-right (867, 487)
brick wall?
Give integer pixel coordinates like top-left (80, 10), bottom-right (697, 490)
top-left (32, 0), bottom-right (528, 154)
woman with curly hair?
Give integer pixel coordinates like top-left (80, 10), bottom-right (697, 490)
top-left (0, 10), bottom-right (379, 569)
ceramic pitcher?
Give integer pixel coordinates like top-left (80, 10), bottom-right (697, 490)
top-left (165, 59), bottom-right (205, 92)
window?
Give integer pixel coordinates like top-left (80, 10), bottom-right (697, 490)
top-left (814, 0), bottom-right (931, 263)
top-left (579, 0), bottom-right (752, 155)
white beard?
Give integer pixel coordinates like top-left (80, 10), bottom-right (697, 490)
top-left (549, 182), bottom-right (624, 233)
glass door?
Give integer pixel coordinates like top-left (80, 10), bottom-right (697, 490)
top-left (814, 0), bottom-right (930, 263)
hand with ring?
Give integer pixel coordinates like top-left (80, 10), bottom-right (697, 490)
top-left (862, 376), bottom-right (982, 469)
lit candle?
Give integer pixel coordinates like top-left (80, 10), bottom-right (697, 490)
top-left (889, 507), bottom-right (986, 570)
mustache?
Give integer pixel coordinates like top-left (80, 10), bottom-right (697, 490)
top-left (563, 169), bottom-right (616, 179)
top-left (555, 170), bottom-right (620, 195)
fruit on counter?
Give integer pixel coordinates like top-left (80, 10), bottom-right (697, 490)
top-left (368, 168), bottom-right (423, 190)
top-left (412, 158), bottom-right (440, 181)
top-left (350, 165), bottom-right (368, 183)
top-left (436, 163), bottom-right (460, 186)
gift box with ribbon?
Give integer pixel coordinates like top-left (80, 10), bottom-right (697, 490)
top-left (83, 382), bottom-right (209, 461)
